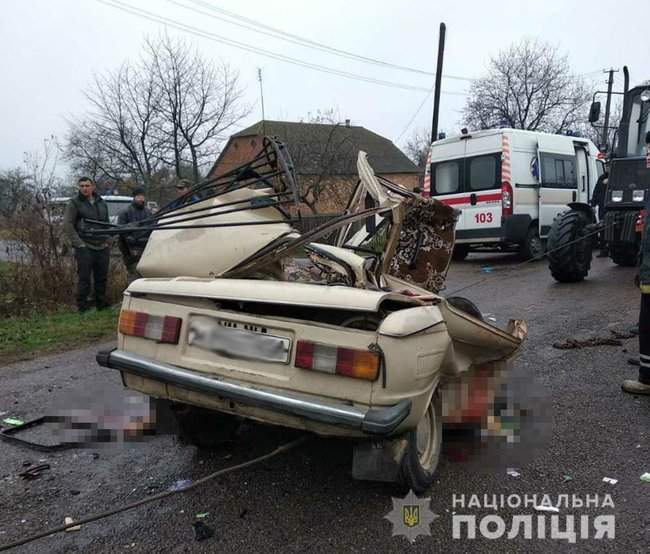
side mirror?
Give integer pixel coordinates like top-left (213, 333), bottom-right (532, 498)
top-left (588, 101), bottom-right (601, 123)
top-left (646, 130), bottom-right (650, 145)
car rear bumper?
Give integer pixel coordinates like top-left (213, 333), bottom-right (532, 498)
top-left (97, 349), bottom-right (411, 436)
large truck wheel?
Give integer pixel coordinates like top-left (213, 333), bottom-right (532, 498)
top-left (609, 242), bottom-right (638, 267)
top-left (452, 244), bottom-right (469, 261)
top-left (398, 393), bottom-right (442, 493)
top-left (547, 210), bottom-right (593, 283)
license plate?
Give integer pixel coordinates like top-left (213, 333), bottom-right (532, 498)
top-left (187, 316), bottom-right (291, 364)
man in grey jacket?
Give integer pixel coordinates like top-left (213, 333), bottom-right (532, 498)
top-left (63, 177), bottom-right (111, 312)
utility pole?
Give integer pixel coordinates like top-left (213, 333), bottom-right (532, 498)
top-left (430, 22), bottom-right (446, 145)
top-left (257, 68), bottom-right (266, 136)
top-left (601, 68), bottom-right (618, 150)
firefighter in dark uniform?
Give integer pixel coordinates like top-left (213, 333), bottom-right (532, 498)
top-left (622, 196), bottom-right (650, 395)
top-left (63, 177), bottom-right (111, 312)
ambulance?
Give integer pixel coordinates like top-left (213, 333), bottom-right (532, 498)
top-left (423, 128), bottom-right (604, 259)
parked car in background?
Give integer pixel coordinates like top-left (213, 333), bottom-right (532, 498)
top-left (48, 195), bottom-right (132, 224)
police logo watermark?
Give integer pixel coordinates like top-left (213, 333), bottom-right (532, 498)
top-left (385, 490), bottom-right (439, 543)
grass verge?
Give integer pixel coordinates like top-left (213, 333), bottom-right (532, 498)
top-left (0, 306), bottom-right (119, 364)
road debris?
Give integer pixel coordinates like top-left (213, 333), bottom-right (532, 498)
top-left (192, 521), bottom-right (215, 542)
top-left (563, 475), bottom-right (573, 482)
top-left (481, 266), bottom-right (494, 273)
top-left (64, 517), bottom-right (80, 532)
top-left (602, 477), bottom-right (618, 485)
top-left (168, 479), bottom-right (192, 492)
top-left (506, 468), bottom-right (520, 478)
top-left (553, 328), bottom-right (638, 349)
top-left (195, 512), bottom-right (209, 519)
top-left (1, 417), bottom-right (24, 427)
top-left (640, 473), bottom-right (650, 483)
top-left (18, 464), bottom-right (50, 480)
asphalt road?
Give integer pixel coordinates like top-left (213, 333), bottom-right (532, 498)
top-left (0, 254), bottom-right (648, 553)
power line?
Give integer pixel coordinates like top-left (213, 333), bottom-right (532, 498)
top-left (396, 87), bottom-right (434, 142)
top-left (96, 0), bottom-right (469, 95)
top-left (175, 0), bottom-right (475, 82)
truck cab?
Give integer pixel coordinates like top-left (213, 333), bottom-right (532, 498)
top-left (601, 83), bottom-right (650, 265)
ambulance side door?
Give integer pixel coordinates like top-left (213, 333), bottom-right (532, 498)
top-left (536, 137), bottom-right (578, 238)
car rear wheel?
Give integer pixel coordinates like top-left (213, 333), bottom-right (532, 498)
top-left (398, 392), bottom-right (442, 493)
top-left (452, 244), bottom-right (469, 261)
top-left (171, 404), bottom-right (240, 449)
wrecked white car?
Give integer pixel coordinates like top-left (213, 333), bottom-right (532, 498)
top-left (94, 138), bottom-right (525, 492)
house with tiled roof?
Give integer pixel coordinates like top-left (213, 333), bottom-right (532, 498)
top-left (209, 119), bottom-right (420, 212)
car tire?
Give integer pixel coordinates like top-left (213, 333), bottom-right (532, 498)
top-left (519, 227), bottom-right (544, 261)
top-left (547, 210), bottom-right (593, 283)
top-left (452, 244), bottom-right (469, 261)
top-left (609, 242), bottom-right (638, 267)
top-left (398, 392), bottom-right (442, 493)
top-left (171, 404), bottom-right (240, 449)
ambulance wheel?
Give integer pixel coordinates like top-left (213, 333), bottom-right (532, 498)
top-left (610, 243), bottom-right (638, 267)
top-left (171, 403), bottom-right (240, 449)
top-left (398, 392), bottom-right (442, 493)
top-left (452, 244), bottom-right (469, 261)
top-left (520, 227), bottom-right (544, 261)
top-left (547, 210), bottom-right (593, 283)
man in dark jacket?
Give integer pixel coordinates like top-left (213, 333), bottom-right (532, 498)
top-left (168, 178), bottom-right (200, 210)
top-left (622, 199), bottom-right (650, 395)
top-left (63, 177), bottom-right (111, 312)
top-left (590, 169), bottom-right (609, 257)
top-left (117, 187), bottom-right (152, 283)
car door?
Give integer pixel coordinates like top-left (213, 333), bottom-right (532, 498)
top-left (537, 136), bottom-right (578, 238)
top-left (462, 152), bottom-right (503, 238)
top-left (574, 144), bottom-right (591, 205)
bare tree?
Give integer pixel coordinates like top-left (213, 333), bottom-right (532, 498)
top-left (66, 33), bottom-right (249, 190)
top-left (403, 127), bottom-right (431, 168)
top-left (145, 35), bottom-right (249, 183)
top-left (463, 39), bottom-right (590, 133)
top-left (67, 62), bottom-right (165, 189)
top-left (284, 109), bottom-right (358, 213)
top-left (577, 99), bottom-right (623, 151)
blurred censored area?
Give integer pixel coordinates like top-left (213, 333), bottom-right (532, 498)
top-left (441, 362), bottom-right (544, 444)
top-left (3, 392), bottom-right (164, 449)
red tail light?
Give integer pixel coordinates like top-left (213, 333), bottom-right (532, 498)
top-left (636, 209), bottom-right (647, 234)
top-left (295, 340), bottom-right (380, 381)
top-left (501, 182), bottom-right (513, 217)
top-left (119, 310), bottom-right (182, 344)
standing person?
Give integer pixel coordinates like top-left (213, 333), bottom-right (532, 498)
top-left (63, 177), bottom-right (111, 312)
top-left (117, 187), bottom-right (152, 284)
top-left (168, 178), bottom-right (200, 210)
top-left (622, 206), bottom-right (650, 395)
top-left (591, 167), bottom-right (609, 257)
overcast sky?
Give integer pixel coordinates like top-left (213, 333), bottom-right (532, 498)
top-left (1, 0), bottom-right (648, 177)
